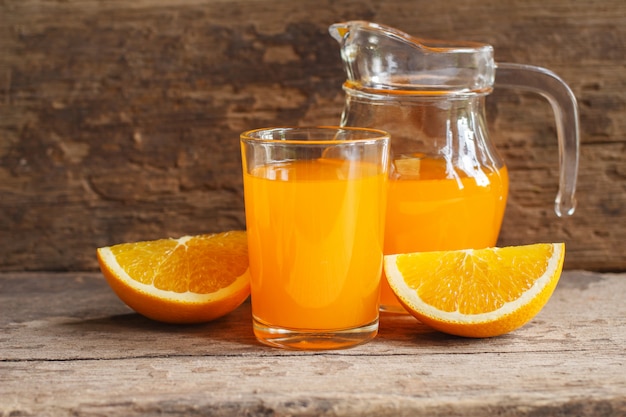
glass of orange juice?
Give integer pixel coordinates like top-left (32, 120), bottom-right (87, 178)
top-left (241, 126), bottom-right (390, 350)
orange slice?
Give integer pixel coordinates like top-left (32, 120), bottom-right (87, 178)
top-left (97, 231), bottom-right (250, 324)
top-left (383, 243), bottom-right (565, 337)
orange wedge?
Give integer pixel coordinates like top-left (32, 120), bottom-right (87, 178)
top-left (97, 231), bottom-right (250, 324)
top-left (383, 243), bottom-right (565, 337)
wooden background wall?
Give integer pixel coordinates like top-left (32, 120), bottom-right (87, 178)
top-left (1, 0), bottom-right (624, 272)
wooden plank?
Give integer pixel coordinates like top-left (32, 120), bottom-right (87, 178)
top-left (1, 271), bottom-right (625, 416)
top-left (0, 0), bottom-right (625, 272)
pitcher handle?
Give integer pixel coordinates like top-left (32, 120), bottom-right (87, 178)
top-left (495, 63), bottom-right (579, 217)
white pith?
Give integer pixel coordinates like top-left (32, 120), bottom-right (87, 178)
top-left (384, 244), bottom-right (564, 323)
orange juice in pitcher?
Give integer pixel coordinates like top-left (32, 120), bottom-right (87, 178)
top-left (380, 157), bottom-right (509, 310)
top-left (330, 21), bottom-right (579, 312)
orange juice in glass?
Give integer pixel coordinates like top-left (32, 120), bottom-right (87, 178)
top-left (241, 126), bottom-right (390, 350)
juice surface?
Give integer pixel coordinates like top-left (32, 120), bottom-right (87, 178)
top-left (244, 158), bottom-right (387, 330)
top-left (381, 158), bottom-right (509, 309)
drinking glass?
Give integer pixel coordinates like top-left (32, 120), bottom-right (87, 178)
top-left (241, 126), bottom-right (390, 350)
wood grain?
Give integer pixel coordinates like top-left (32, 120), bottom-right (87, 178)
top-left (1, 271), bottom-right (625, 416)
top-left (1, 0), bottom-right (625, 271)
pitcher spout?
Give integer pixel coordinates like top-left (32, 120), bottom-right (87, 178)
top-left (329, 21), bottom-right (495, 95)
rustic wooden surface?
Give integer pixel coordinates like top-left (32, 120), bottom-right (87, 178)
top-left (1, 0), bottom-right (625, 272)
top-left (1, 270), bottom-right (625, 416)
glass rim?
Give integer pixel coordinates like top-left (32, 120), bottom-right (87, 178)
top-left (240, 125), bottom-right (390, 145)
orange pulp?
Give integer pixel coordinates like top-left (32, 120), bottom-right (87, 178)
top-left (381, 157), bottom-right (509, 311)
top-left (244, 158), bottom-right (387, 330)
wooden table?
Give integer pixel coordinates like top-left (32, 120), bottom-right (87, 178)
top-left (1, 270), bottom-right (625, 416)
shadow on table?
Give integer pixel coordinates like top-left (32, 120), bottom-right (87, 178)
top-left (375, 311), bottom-right (518, 350)
top-left (56, 299), bottom-right (264, 354)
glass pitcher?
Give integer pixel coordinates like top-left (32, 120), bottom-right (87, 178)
top-left (329, 21), bottom-right (579, 313)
